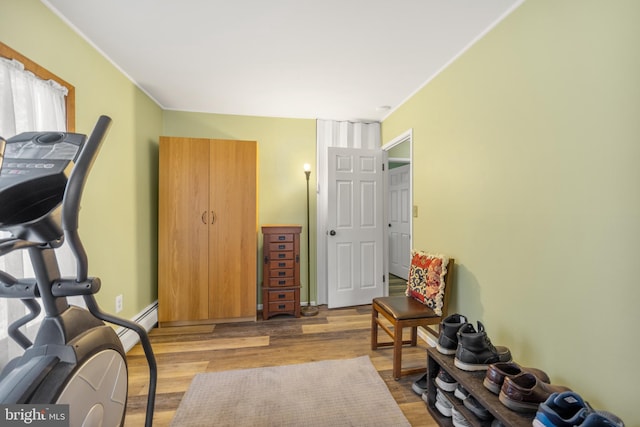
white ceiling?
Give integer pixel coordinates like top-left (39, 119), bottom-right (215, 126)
top-left (42, 0), bottom-right (522, 122)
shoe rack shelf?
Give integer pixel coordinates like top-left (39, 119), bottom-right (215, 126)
top-left (426, 347), bottom-right (534, 427)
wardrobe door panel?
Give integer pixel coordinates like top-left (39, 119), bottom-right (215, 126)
top-left (208, 139), bottom-right (257, 320)
top-left (158, 137), bottom-right (210, 323)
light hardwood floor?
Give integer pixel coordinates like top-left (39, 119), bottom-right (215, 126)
top-left (124, 304), bottom-right (438, 427)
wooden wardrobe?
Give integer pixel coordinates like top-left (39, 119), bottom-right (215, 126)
top-left (158, 136), bottom-right (257, 325)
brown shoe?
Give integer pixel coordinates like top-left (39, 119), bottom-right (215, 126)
top-left (498, 372), bottom-right (571, 413)
top-left (483, 362), bottom-right (550, 394)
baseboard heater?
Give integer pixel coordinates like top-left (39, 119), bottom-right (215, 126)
top-left (116, 300), bottom-right (158, 352)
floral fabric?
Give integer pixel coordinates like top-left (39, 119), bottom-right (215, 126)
top-left (405, 251), bottom-right (450, 316)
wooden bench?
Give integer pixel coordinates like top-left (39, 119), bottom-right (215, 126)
top-left (371, 258), bottom-right (454, 380)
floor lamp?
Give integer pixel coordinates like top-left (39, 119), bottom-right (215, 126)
top-left (301, 163), bottom-right (318, 316)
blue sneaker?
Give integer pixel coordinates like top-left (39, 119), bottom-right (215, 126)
top-left (581, 412), bottom-right (624, 427)
top-left (533, 392), bottom-right (589, 427)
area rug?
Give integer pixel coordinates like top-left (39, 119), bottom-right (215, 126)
top-left (170, 356), bottom-right (410, 427)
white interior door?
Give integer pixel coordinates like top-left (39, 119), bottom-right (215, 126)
top-left (327, 147), bottom-right (384, 308)
top-left (388, 164), bottom-right (411, 280)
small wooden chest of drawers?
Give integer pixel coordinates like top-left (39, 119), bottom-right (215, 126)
top-left (261, 225), bottom-right (301, 320)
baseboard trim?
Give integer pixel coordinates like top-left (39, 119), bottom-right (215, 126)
top-left (419, 326), bottom-right (438, 348)
top-left (116, 301), bottom-right (158, 352)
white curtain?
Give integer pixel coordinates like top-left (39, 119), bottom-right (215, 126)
top-left (0, 57), bottom-right (68, 137)
top-left (315, 119), bottom-right (381, 305)
top-left (0, 56), bottom-right (69, 368)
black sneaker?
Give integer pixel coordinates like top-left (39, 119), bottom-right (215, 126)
top-left (463, 395), bottom-right (494, 421)
top-left (411, 372), bottom-right (428, 395)
top-left (454, 384), bottom-right (469, 401)
top-left (435, 369), bottom-right (457, 392)
top-left (436, 313), bottom-right (468, 355)
top-left (454, 321), bottom-right (512, 371)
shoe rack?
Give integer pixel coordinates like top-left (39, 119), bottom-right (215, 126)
top-left (426, 347), bottom-right (534, 426)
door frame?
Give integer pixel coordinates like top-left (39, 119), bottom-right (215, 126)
top-left (381, 129), bottom-right (413, 295)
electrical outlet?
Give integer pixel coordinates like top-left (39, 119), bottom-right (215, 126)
top-left (115, 294), bottom-right (123, 313)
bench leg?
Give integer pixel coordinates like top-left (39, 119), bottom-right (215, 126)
top-left (411, 326), bottom-right (418, 346)
top-left (393, 322), bottom-right (403, 380)
top-left (371, 306), bottom-right (379, 350)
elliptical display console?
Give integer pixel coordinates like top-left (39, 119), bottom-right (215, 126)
top-left (0, 116), bottom-right (156, 426)
top-left (0, 131), bottom-right (84, 241)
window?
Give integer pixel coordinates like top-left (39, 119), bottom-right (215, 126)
top-left (0, 42), bottom-right (75, 133)
top-left (0, 42), bottom-right (76, 368)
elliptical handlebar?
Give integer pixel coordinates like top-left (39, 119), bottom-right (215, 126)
top-left (0, 237), bottom-right (42, 257)
top-left (62, 115), bottom-right (112, 282)
top-left (0, 138), bottom-right (5, 169)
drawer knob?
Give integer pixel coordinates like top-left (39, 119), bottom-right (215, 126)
top-left (278, 244), bottom-right (285, 249)
top-left (278, 271), bottom-right (286, 276)
top-left (278, 262), bottom-right (286, 267)
top-left (278, 294), bottom-right (286, 299)
top-left (278, 254), bottom-right (285, 258)
top-left (278, 304), bottom-right (285, 309)
top-left (278, 280), bottom-right (286, 285)
top-left (278, 236), bottom-right (286, 240)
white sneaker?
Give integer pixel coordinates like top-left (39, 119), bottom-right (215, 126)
top-left (435, 389), bottom-right (453, 417)
top-left (452, 407), bottom-right (471, 427)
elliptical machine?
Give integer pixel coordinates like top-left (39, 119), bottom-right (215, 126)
top-left (0, 116), bottom-right (156, 426)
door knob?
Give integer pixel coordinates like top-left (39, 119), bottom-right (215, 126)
top-left (329, 230), bottom-right (336, 236)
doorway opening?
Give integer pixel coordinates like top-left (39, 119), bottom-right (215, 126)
top-left (388, 274), bottom-right (407, 296)
top-left (382, 129), bottom-right (413, 296)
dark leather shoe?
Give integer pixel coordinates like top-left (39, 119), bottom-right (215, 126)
top-left (499, 372), bottom-right (571, 413)
top-left (483, 362), bottom-right (550, 394)
top-left (454, 321), bottom-right (512, 371)
top-left (436, 313), bottom-right (468, 355)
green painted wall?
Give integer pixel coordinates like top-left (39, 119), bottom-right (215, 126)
top-left (382, 0), bottom-right (639, 422)
top-left (1, 0), bottom-right (163, 319)
top-left (388, 141), bottom-right (410, 159)
top-left (163, 111), bottom-right (317, 302)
